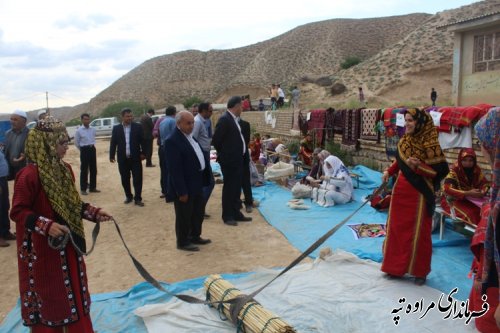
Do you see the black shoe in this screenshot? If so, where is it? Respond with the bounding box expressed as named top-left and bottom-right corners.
top-left (414, 277), bottom-right (426, 286)
top-left (146, 164), bottom-right (156, 167)
top-left (177, 244), bottom-right (200, 252)
top-left (4, 232), bottom-right (16, 240)
top-left (124, 198), bottom-right (133, 204)
top-left (135, 200), bottom-right (145, 207)
top-left (236, 216), bottom-right (252, 222)
top-left (224, 220), bottom-right (238, 226)
top-left (81, 190), bottom-right (88, 196)
top-left (191, 237), bottom-right (212, 245)
top-left (89, 189), bottom-right (101, 193)
top-left (245, 205), bottom-right (253, 213)
top-left (204, 214), bottom-right (211, 218)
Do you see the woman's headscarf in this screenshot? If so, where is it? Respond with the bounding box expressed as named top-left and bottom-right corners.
top-left (397, 108), bottom-right (449, 216)
top-left (25, 117), bottom-right (85, 249)
top-left (476, 107), bottom-right (500, 289)
top-left (323, 155), bottom-right (349, 178)
top-left (444, 148), bottom-right (488, 192)
top-left (475, 107), bottom-right (500, 217)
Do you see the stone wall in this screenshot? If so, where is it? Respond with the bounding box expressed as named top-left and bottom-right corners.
top-left (211, 110), bottom-right (493, 178)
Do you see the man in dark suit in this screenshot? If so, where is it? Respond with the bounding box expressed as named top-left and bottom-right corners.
top-left (239, 118), bottom-right (255, 213)
top-left (140, 109), bottom-right (155, 167)
top-left (165, 111), bottom-right (211, 251)
top-left (110, 108), bottom-right (145, 206)
top-left (212, 96), bottom-right (252, 226)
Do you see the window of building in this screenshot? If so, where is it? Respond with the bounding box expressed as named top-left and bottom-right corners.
top-left (473, 32), bottom-right (500, 72)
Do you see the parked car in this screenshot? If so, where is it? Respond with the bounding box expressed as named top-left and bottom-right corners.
top-left (90, 117), bottom-right (119, 136)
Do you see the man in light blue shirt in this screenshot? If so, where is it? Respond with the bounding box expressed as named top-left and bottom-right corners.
top-left (74, 113), bottom-right (99, 195)
top-left (159, 106), bottom-right (177, 200)
top-left (192, 103), bottom-right (214, 217)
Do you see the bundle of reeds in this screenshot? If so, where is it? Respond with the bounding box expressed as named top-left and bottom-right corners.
top-left (204, 274), bottom-right (296, 333)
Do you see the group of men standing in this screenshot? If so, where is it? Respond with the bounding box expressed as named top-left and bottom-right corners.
top-left (0, 98), bottom-right (257, 252)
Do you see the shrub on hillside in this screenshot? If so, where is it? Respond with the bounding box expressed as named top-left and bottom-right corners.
top-left (183, 96), bottom-right (204, 109)
top-left (340, 56), bottom-right (361, 70)
top-left (101, 101), bottom-right (152, 118)
top-left (66, 118), bottom-right (84, 127)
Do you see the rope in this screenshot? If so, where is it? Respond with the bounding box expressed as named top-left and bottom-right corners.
top-left (47, 181), bottom-right (388, 310)
top-left (235, 301), bottom-right (259, 333)
top-left (260, 317), bottom-right (280, 333)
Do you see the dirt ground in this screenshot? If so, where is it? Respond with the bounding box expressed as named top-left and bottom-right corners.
top-left (0, 138), bottom-right (305, 323)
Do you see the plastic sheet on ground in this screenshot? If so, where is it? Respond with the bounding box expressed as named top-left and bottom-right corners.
top-left (135, 251), bottom-right (476, 333)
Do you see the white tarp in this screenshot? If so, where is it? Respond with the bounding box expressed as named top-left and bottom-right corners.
top-left (135, 250), bottom-right (477, 333)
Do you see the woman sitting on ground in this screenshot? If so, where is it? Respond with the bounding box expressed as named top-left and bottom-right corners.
top-left (302, 149), bottom-right (327, 187)
top-left (298, 133), bottom-right (314, 167)
top-left (311, 155), bottom-right (353, 207)
top-left (249, 133), bottom-right (262, 164)
top-left (441, 148), bottom-right (490, 226)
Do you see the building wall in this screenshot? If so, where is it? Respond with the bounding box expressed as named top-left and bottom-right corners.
top-left (455, 25), bottom-right (500, 105)
top-left (211, 110), bottom-right (492, 178)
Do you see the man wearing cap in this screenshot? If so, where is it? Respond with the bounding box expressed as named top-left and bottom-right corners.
top-left (5, 110), bottom-right (29, 180)
top-left (75, 113), bottom-right (99, 195)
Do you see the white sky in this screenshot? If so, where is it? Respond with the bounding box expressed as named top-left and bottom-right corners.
top-left (0, 0), bottom-right (477, 114)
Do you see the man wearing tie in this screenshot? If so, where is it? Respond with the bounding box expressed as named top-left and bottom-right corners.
top-left (165, 111), bottom-right (211, 251)
top-left (212, 96), bottom-right (252, 226)
top-left (110, 108), bottom-right (145, 206)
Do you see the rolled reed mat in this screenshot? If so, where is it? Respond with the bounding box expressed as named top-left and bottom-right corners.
top-left (204, 274), bottom-right (296, 333)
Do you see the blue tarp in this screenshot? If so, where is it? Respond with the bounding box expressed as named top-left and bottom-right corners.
top-left (0, 165), bottom-right (475, 332)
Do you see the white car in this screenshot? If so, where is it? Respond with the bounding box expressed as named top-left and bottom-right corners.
top-left (90, 117), bottom-right (119, 136)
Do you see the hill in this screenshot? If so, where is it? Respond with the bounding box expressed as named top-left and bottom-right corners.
top-left (34, 0), bottom-right (500, 122)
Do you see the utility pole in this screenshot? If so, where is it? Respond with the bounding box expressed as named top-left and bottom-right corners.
top-left (46, 91), bottom-right (49, 114)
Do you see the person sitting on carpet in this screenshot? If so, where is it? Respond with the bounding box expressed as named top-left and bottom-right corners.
top-left (298, 133), bottom-right (314, 167)
top-left (311, 155), bottom-right (353, 207)
top-left (302, 148), bottom-right (324, 187)
top-left (440, 148), bottom-right (490, 226)
top-left (249, 133), bottom-right (262, 164)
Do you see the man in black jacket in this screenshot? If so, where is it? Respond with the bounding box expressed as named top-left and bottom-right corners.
top-left (212, 96), bottom-right (252, 226)
top-left (110, 108), bottom-right (145, 206)
top-left (165, 111), bottom-right (211, 251)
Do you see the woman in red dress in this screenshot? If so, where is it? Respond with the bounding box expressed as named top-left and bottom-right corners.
top-left (381, 108), bottom-right (449, 285)
top-left (441, 148), bottom-right (490, 225)
top-left (298, 133), bottom-right (314, 167)
top-left (10, 117), bottom-right (112, 332)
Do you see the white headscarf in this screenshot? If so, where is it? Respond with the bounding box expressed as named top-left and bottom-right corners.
top-left (322, 155), bottom-right (354, 199)
top-left (323, 155), bottom-right (347, 178)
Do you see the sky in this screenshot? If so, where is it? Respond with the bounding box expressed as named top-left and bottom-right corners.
top-left (0, 0), bottom-right (478, 114)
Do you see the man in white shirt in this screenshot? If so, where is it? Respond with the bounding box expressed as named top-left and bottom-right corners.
top-left (164, 111), bottom-right (211, 251)
top-left (277, 84), bottom-right (285, 109)
top-left (212, 96), bottom-right (252, 226)
top-left (74, 113), bottom-right (99, 195)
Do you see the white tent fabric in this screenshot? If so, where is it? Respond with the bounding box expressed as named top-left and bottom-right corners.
top-left (135, 250), bottom-right (477, 333)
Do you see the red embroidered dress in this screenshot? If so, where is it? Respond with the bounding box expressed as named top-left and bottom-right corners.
top-left (441, 148), bottom-right (490, 226)
top-left (381, 108), bottom-right (449, 279)
top-left (11, 164), bottom-right (99, 332)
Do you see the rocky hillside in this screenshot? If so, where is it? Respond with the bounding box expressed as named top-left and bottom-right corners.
top-left (78, 13), bottom-right (430, 118)
top-left (49, 0), bottom-right (500, 122)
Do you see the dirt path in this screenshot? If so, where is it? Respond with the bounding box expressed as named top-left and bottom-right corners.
top-left (0, 138), bottom-right (304, 323)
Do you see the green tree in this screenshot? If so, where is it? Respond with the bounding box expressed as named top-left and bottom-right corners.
top-left (340, 56), bottom-right (361, 70)
top-left (183, 96), bottom-right (204, 109)
top-left (100, 101), bottom-right (153, 118)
